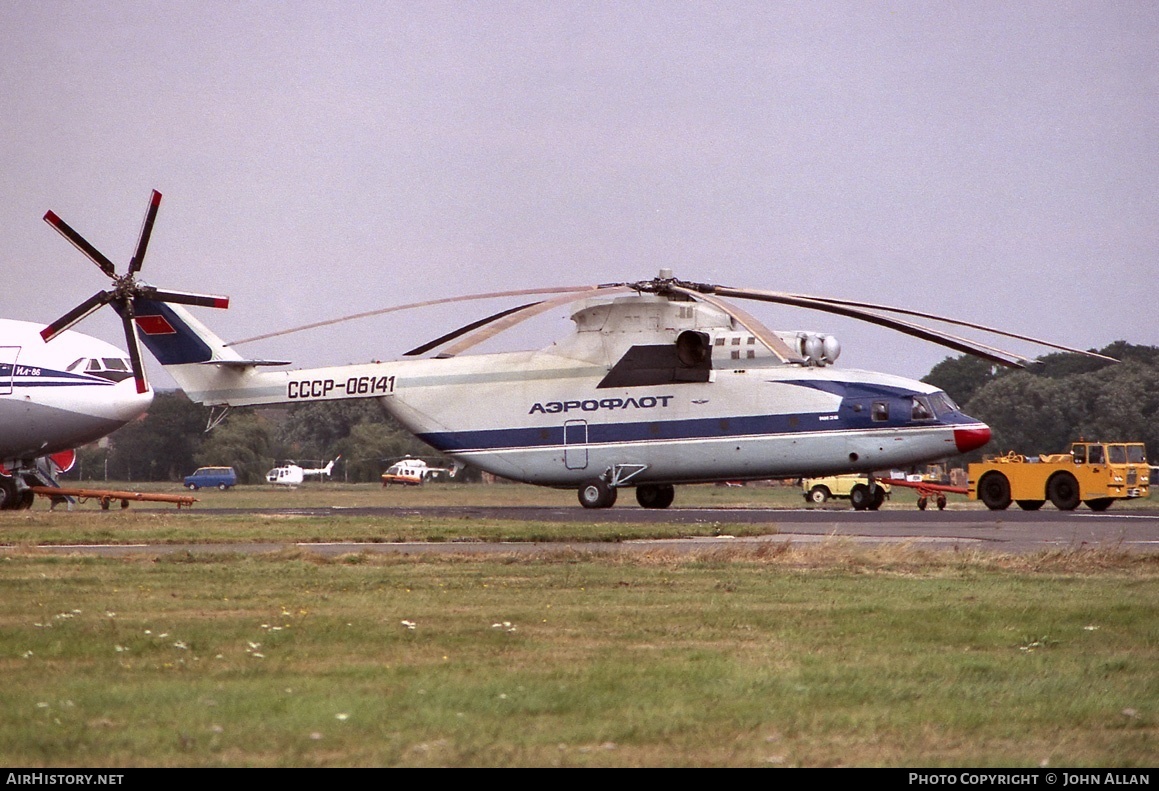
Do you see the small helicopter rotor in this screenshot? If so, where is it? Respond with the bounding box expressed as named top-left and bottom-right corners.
top-left (41, 190), bottom-right (230, 393)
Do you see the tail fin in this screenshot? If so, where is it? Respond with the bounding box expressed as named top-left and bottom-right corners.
top-left (131, 298), bottom-right (289, 405)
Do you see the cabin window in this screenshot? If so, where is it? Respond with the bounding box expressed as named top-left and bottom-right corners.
top-left (1073, 446), bottom-right (1087, 464)
top-left (1088, 445), bottom-right (1104, 464)
top-left (871, 401), bottom-right (889, 422)
top-left (1127, 446), bottom-right (1146, 463)
top-left (1108, 445), bottom-right (1127, 464)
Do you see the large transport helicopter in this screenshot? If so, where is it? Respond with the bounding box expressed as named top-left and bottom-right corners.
top-left (40, 191), bottom-right (1116, 509)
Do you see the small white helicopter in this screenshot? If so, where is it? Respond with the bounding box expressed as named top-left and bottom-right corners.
top-left (266, 457), bottom-right (340, 487)
top-left (40, 191), bottom-right (1116, 509)
top-left (381, 457), bottom-right (457, 486)
top-left (0, 319), bottom-right (152, 509)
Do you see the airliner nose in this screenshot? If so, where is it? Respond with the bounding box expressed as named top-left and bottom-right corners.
top-left (111, 380), bottom-right (154, 422)
top-left (954, 425), bottom-right (991, 453)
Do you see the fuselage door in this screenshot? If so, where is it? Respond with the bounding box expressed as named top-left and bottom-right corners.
top-left (564, 419), bottom-right (588, 470)
top-left (0, 346), bottom-right (19, 396)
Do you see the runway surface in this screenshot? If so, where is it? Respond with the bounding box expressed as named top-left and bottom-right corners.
top-left (16, 505), bottom-right (1159, 557)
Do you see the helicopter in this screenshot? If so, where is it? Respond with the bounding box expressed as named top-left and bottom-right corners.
top-left (381, 457), bottom-right (457, 486)
top-left (39, 191), bottom-right (1116, 509)
top-left (266, 456), bottom-right (340, 487)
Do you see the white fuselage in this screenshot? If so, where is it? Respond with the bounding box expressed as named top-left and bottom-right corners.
top-left (0, 320), bottom-right (153, 466)
top-left (148, 295), bottom-right (990, 487)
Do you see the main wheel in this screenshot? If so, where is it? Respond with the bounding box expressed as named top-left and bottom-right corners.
top-left (578, 479), bottom-right (617, 509)
top-left (869, 486), bottom-right (886, 511)
top-left (1047, 473), bottom-right (1081, 511)
top-left (636, 484), bottom-right (675, 509)
top-left (1016, 500), bottom-right (1044, 511)
top-left (808, 486), bottom-right (830, 504)
top-left (1084, 498), bottom-right (1113, 512)
top-left (18, 489), bottom-right (35, 510)
top-left (978, 472), bottom-right (1012, 511)
top-left (849, 484), bottom-right (871, 511)
top-left (0, 476), bottom-right (18, 511)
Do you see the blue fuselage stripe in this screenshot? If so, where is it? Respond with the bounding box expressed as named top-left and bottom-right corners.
top-left (417, 411), bottom-right (976, 453)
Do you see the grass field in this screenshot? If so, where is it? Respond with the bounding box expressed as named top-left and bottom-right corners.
top-left (1, 483), bottom-right (1155, 767)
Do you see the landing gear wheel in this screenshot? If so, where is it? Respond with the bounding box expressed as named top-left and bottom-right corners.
top-left (1048, 474), bottom-right (1081, 511)
top-left (849, 484), bottom-right (871, 511)
top-left (936, 494), bottom-right (947, 511)
top-left (917, 496), bottom-right (928, 511)
top-left (808, 486), bottom-right (830, 504)
top-left (578, 479), bottom-right (617, 509)
top-left (978, 473), bottom-right (1012, 511)
top-left (1084, 498), bottom-right (1113, 512)
top-left (0, 476), bottom-right (18, 511)
top-left (635, 484), bottom-right (675, 509)
top-left (869, 486), bottom-right (886, 511)
top-left (18, 489), bottom-right (35, 510)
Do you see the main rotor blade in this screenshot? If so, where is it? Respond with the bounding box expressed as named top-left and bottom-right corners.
top-left (667, 285), bottom-right (804, 364)
top-left (404, 301), bottom-right (542, 356)
top-left (119, 303), bottom-right (149, 394)
top-left (436, 286), bottom-right (634, 358)
top-left (43, 211), bottom-right (118, 277)
top-left (226, 285), bottom-right (614, 348)
top-left (770, 290), bottom-right (1119, 363)
top-left (128, 190), bottom-right (162, 274)
top-left (140, 287), bottom-right (230, 309)
top-left (712, 287), bottom-right (1036, 368)
top-left (40, 290), bottom-right (113, 342)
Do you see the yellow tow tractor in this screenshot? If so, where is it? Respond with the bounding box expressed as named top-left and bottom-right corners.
top-left (968, 441), bottom-right (1150, 512)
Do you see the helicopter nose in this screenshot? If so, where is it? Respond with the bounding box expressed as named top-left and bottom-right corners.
top-left (954, 425), bottom-right (991, 453)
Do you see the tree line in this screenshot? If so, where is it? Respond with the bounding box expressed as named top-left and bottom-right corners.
top-left (922, 342), bottom-right (1159, 463)
top-left (71, 396), bottom-right (458, 484)
top-left (72, 341), bottom-right (1157, 483)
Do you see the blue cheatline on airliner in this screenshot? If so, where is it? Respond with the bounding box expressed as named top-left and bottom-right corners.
top-left (39, 191), bottom-right (1116, 510)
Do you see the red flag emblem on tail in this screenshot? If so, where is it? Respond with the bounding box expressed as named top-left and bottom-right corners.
top-left (135, 315), bottom-right (176, 335)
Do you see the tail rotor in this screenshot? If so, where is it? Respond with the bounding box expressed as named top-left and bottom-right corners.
top-left (41, 190), bottom-right (231, 393)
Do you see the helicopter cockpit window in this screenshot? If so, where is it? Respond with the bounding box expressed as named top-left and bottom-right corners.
top-left (871, 401), bottom-right (890, 422)
top-left (911, 396), bottom-right (935, 421)
top-left (928, 392), bottom-right (958, 416)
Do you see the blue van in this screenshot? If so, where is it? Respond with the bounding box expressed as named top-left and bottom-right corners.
top-left (183, 467), bottom-right (238, 490)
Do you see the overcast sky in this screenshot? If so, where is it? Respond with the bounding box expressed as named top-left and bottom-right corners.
top-left (3, 1), bottom-right (1156, 385)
